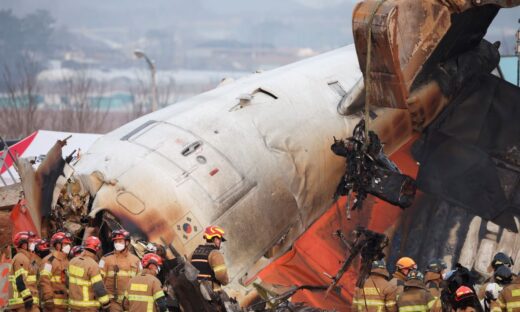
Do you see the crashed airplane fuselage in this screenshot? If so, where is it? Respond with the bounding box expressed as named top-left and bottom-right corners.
top-left (73, 45), bottom-right (418, 295)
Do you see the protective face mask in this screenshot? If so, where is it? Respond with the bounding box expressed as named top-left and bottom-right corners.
top-left (29, 243), bottom-right (36, 252)
top-left (62, 244), bottom-right (71, 254)
top-left (114, 242), bottom-right (125, 251)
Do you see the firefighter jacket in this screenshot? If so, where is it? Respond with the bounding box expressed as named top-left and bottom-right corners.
top-left (123, 268), bottom-right (168, 312)
top-left (424, 271), bottom-right (442, 298)
top-left (68, 250), bottom-right (110, 311)
top-left (8, 248), bottom-right (39, 309)
top-left (40, 250), bottom-right (69, 308)
top-left (396, 280), bottom-right (436, 312)
top-left (99, 248), bottom-right (141, 303)
top-left (190, 243), bottom-right (229, 287)
top-left (390, 271), bottom-right (407, 295)
top-left (492, 276), bottom-right (520, 312)
top-left (352, 269), bottom-right (398, 312)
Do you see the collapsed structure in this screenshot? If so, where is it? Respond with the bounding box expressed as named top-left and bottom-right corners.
top-left (2, 0), bottom-right (520, 310)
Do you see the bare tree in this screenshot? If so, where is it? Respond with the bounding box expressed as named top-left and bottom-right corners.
top-left (128, 73), bottom-right (150, 121)
top-left (0, 57), bottom-right (42, 139)
top-left (127, 72), bottom-right (175, 122)
top-left (158, 77), bottom-right (175, 108)
top-left (55, 69), bottom-right (111, 133)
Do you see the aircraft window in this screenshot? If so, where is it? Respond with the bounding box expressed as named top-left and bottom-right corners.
top-left (252, 88), bottom-right (278, 99)
top-left (120, 120), bottom-right (156, 141)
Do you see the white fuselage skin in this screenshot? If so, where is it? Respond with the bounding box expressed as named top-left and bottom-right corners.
top-left (74, 44), bottom-right (414, 294)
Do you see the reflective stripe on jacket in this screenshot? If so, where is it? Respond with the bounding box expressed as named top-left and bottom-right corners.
top-left (99, 249), bottom-right (141, 303)
top-left (68, 250), bottom-right (110, 310)
top-left (494, 276), bottom-right (520, 312)
top-left (397, 281), bottom-right (436, 312)
top-left (40, 250), bottom-right (69, 308)
top-left (352, 271), bottom-right (398, 312)
top-left (123, 269), bottom-right (165, 312)
top-left (8, 249), bottom-right (39, 309)
top-left (190, 243), bottom-right (229, 287)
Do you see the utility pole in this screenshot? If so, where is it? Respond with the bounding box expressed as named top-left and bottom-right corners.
top-left (134, 50), bottom-right (159, 112)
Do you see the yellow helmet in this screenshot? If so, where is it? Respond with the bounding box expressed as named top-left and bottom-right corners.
top-left (203, 225), bottom-right (226, 241)
top-left (396, 257), bottom-right (416, 270)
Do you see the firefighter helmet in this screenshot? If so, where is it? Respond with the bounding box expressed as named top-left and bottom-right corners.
top-left (203, 225), bottom-right (226, 242)
top-left (111, 229), bottom-right (130, 241)
top-left (426, 258), bottom-right (448, 273)
top-left (396, 257), bottom-right (416, 270)
top-left (454, 286), bottom-right (475, 302)
top-left (406, 269), bottom-right (424, 281)
top-left (35, 239), bottom-right (50, 252)
top-left (494, 265), bottom-right (513, 285)
top-left (51, 232), bottom-right (73, 246)
top-left (84, 236), bottom-right (102, 253)
top-left (371, 259), bottom-right (387, 270)
top-left (70, 245), bottom-right (84, 258)
top-left (13, 231), bottom-right (31, 248)
top-left (491, 252), bottom-right (513, 270)
top-left (142, 253), bottom-right (163, 269)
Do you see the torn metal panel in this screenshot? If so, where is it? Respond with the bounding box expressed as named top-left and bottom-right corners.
top-left (15, 139), bottom-right (69, 236)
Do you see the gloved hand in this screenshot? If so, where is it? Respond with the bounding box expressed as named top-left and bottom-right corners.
top-left (485, 282), bottom-right (502, 300)
top-left (22, 295), bottom-right (33, 309)
top-left (101, 301), bottom-right (111, 312)
top-left (44, 299), bottom-right (54, 310)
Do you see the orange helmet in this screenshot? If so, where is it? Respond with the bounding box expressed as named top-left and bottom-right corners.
top-left (111, 229), bottom-right (130, 241)
top-left (51, 232), bottom-right (73, 246)
top-left (142, 253), bottom-right (163, 268)
top-left (203, 225), bottom-right (226, 241)
top-left (13, 231), bottom-right (31, 248)
top-left (69, 245), bottom-right (84, 259)
top-left (396, 257), bottom-right (416, 270)
top-left (455, 286), bottom-right (475, 302)
top-left (84, 236), bottom-right (102, 253)
top-left (35, 239), bottom-right (50, 252)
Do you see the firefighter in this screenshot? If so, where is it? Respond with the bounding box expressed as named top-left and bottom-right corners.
top-left (391, 257), bottom-right (417, 295)
top-left (396, 269), bottom-right (436, 311)
top-left (40, 231), bottom-right (73, 311)
top-left (488, 266), bottom-right (518, 312)
top-left (27, 233), bottom-right (42, 267)
top-left (29, 236), bottom-right (47, 308)
top-left (69, 245), bottom-right (84, 260)
top-left (34, 239), bottom-right (50, 260)
top-left (352, 259), bottom-right (397, 311)
top-left (480, 252), bottom-right (514, 300)
top-left (8, 231), bottom-right (40, 311)
top-left (453, 286), bottom-right (484, 312)
top-left (123, 253), bottom-right (168, 312)
top-left (99, 229), bottom-right (141, 312)
top-left (190, 225), bottom-right (230, 291)
top-left (68, 236), bottom-right (110, 311)
top-left (424, 258), bottom-right (447, 298)
top-left (485, 266), bottom-right (513, 311)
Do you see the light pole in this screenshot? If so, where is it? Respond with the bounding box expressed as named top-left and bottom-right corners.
top-left (134, 50), bottom-right (159, 112)
top-left (515, 19), bottom-right (520, 87)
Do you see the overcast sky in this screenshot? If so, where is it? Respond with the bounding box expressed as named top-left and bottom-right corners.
top-left (2, 0), bottom-right (520, 53)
